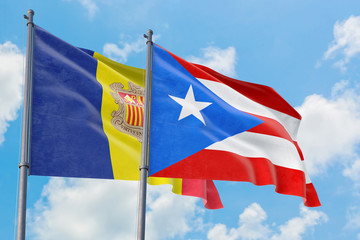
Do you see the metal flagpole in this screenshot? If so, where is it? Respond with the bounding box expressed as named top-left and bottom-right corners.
top-left (17, 9), bottom-right (34, 240)
top-left (137, 29), bottom-right (153, 240)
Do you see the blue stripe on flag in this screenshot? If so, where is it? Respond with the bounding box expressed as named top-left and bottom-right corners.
top-left (30, 26), bottom-right (114, 179)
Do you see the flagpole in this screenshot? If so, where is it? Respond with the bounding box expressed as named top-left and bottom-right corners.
top-left (17, 9), bottom-right (34, 240)
top-left (137, 29), bottom-right (153, 240)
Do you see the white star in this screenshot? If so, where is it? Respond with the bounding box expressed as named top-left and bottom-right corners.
top-left (169, 85), bottom-right (212, 125)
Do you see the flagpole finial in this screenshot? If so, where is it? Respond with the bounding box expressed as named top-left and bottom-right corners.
top-left (144, 29), bottom-right (153, 44)
top-left (25, 9), bottom-right (34, 26)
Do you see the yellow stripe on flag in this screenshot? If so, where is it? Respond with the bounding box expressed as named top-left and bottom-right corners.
top-left (93, 52), bottom-right (182, 194)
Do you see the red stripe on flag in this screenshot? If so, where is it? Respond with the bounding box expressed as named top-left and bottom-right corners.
top-left (131, 105), bottom-right (135, 125)
top-left (140, 107), bottom-right (143, 127)
top-left (158, 44), bottom-right (301, 120)
top-left (151, 149), bottom-right (320, 207)
top-left (304, 183), bottom-right (321, 207)
top-left (247, 113), bottom-right (293, 141)
top-left (182, 179), bottom-right (223, 209)
top-left (294, 141), bottom-right (304, 160)
top-left (135, 106), bottom-right (140, 126)
top-left (246, 113), bottom-right (304, 160)
top-left (126, 105), bottom-right (131, 124)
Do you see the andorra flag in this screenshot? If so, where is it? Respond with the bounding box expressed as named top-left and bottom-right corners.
top-left (148, 44), bottom-right (320, 207)
top-left (30, 25), bottom-right (222, 209)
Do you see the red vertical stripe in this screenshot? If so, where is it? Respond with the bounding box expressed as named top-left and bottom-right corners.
top-left (131, 105), bottom-right (136, 125)
top-left (140, 107), bottom-right (143, 127)
top-left (135, 106), bottom-right (140, 126)
top-left (126, 105), bottom-right (131, 124)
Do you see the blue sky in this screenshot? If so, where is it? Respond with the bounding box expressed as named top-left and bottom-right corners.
top-left (1, 0), bottom-right (360, 239)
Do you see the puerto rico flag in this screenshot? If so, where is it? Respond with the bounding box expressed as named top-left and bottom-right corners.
top-left (148, 44), bottom-right (320, 207)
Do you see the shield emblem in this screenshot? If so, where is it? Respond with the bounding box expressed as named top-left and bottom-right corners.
top-left (110, 82), bottom-right (144, 142)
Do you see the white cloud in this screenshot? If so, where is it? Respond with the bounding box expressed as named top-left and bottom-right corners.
top-left (270, 206), bottom-right (328, 240)
top-left (207, 203), bottom-right (327, 240)
top-left (297, 80), bottom-right (360, 176)
top-left (62, 0), bottom-right (98, 19)
top-left (79, 0), bottom-right (98, 19)
top-left (208, 224), bottom-right (239, 240)
top-left (146, 185), bottom-right (202, 239)
top-left (0, 41), bottom-right (24, 145)
top-left (345, 206), bottom-right (360, 230)
top-left (236, 203), bottom-right (271, 240)
top-left (28, 178), bottom-right (201, 240)
top-left (103, 37), bottom-right (146, 63)
top-left (343, 158), bottom-right (360, 184)
top-left (28, 178), bottom-right (138, 240)
top-left (208, 203), bottom-right (270, 240)
top-left (187, 46), bottom-right (237, 77)
top-left (323, 15), bottom-right (360, 71)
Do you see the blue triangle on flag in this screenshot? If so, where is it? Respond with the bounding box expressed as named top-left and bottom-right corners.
top-left (149, 45), bottom-right (264, 176)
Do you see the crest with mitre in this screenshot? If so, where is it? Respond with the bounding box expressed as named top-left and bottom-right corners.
top-left (110, 82), bottom-right (144, 142)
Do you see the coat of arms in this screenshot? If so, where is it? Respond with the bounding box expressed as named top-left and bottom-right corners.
top-left (110, 82), bottom-right (144, 142)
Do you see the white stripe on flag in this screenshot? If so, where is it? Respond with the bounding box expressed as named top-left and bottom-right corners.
top-left (198, 78), bottom-right (301, 140)
top-left (206, 131), bottom-right (311, 183)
